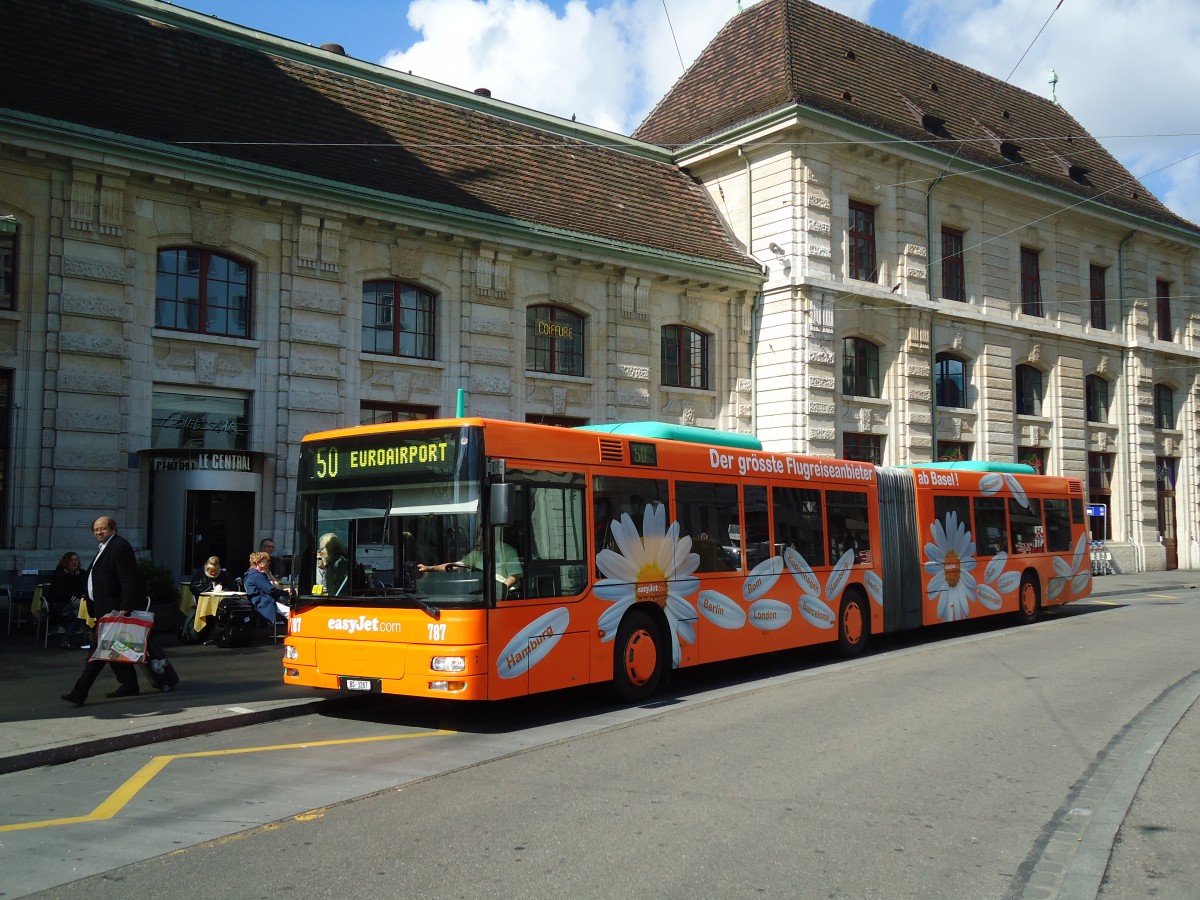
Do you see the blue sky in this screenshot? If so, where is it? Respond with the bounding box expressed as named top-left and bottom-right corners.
top-left (168, 0), bottom-right (1200, 224)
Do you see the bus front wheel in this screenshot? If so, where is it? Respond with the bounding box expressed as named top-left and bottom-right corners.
top-left (838, 590), bottom-right (869, 657)
top-left (611, 611), bottom-right (664, 702)
top-left (1014, 574), bottom-right (1041, 625)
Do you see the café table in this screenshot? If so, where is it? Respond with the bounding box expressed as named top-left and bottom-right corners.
top-left (178, 582), bottom-right (195, 616)
top-left (195, 590), bottom-right (249, 634)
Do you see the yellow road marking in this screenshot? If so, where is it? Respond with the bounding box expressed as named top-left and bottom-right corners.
top-left (0, 729), bottom-right (453, 833)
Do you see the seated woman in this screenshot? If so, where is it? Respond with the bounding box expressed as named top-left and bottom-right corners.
top-left (46, 551), bottom-right (87, 649)
top-left (244, 551), bottom-right (291, 626)
top-left (190, 555), bottom-right (235, 599)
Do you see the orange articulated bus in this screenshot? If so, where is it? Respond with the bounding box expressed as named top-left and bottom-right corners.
top-left (282, 418), bottom-right (1092, 701)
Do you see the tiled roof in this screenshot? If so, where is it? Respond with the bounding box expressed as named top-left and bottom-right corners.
top-left (0, 0), bottom-right (759, 275)
top-left (634, 0), bottom-right (1197, 234)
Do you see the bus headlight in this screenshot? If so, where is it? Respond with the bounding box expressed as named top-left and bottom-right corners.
top-left (284, 645), bottom-right (299, 660)
top-left (431, 656), bottom-right (466, 673)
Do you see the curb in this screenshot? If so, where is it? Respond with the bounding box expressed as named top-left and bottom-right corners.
top-left (0, 699), bottom-right (327, 776)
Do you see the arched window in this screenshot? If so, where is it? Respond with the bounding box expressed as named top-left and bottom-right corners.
top-left (1085, 374), bottom-right (1110, 424)
top-left (362, 280), bottom-right (436, 359)
top-left (935, 353), bottom-right (967, 408)
top-left (842, 337), bottom-right (880, 398)
top-left (1154, 383), bottom-right (1176, 430)
top-left (1015, 364), bottom-right (1043, 416)
top-left (661, 325), bottom-right (710, 389)
top-left (156, 248), bottom-right (251, 338)
top-left (527, 305), bottom-right (585, 376)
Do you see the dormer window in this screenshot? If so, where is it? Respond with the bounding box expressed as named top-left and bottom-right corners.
top-left (1068, 164), bottom-right (1091, 185)
top-left (1000, 140), bottom-right (1023, 163)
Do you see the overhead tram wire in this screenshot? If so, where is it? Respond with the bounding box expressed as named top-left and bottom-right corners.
top-left (662, 0), bottom-right (686, 74)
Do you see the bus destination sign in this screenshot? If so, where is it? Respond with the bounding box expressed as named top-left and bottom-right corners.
top-left (303, 433), bottom-right (459, 485)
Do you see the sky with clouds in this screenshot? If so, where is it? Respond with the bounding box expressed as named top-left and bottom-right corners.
top-left (175, 0), bottom-right (1200, 224)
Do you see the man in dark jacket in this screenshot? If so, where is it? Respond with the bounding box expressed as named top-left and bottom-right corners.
top-left (61, 516), bottom-right (144, 705)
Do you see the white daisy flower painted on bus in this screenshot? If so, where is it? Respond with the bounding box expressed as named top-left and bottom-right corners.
top-left (1050, 532), bottom-right (1093, 599)
top-left (977, 551), bottom-right (1019, 610)
top-left (595, 503), bottom-right (699, 667)
top-left (925, 510), bottom-right (978, 622)
top-left (979, 472), bottom-right (1030, 508)
top-left (783, 546), bottom-right (849, 630)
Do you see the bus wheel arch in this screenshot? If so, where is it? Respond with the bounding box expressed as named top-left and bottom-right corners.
top-left (1015, 571), bottom-right (1041, 625)
top-left (611, 607), bottom-right (667, 702)
top-left (838, 587), bottom-right (870, 657)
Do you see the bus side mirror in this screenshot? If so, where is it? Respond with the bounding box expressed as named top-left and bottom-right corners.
top-left (490, 483), bottom-right (515, 526)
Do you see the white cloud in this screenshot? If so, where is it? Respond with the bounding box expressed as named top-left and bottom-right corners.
top-left (382, 0), bottom-right (874, 133)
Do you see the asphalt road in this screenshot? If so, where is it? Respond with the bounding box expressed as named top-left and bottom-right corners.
top-left (6, 588), bottom-right (1199, 899)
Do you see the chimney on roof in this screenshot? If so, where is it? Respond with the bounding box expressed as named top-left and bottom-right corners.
top-left (474, 88), bottom-right (492, 97)
top-left (320, 43), bottom-right (348, 56)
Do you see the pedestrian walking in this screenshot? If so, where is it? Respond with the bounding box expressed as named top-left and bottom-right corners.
top-left (60, 516), bottom-right (144, 706)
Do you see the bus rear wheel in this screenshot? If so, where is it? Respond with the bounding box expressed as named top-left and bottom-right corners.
top-left (838, 590), bottom-right (869, 657)
top-left (611, 611), bottom-right (664, 702)
top-left (1014, 574), bottom-right (1040, 625)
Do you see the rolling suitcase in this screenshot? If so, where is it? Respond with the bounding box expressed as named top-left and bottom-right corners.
top-left (143, 638), bottom-right (181, 692)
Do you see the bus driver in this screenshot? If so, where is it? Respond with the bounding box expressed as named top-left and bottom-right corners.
top-left (418, 525), bottom-right (522, 597)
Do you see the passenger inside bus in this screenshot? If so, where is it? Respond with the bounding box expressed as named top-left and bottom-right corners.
top-left (316, 532), bottom-right (350, 595)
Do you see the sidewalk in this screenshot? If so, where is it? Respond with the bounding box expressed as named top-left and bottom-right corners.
top-left (1, 569), bottom-right (1194, 776)
top-left (0, 615), bottom-right (327, 776)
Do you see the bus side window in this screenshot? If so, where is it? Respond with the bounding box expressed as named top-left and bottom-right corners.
top-left (772, 486), bottom-right (824, 568)
top-left (593, 475), bottom-right (669, 575)
top-left (973, 496), bottom-right (1008, 557)
top-left (1009, 497), bottom-right (1043, 553)
top-left (504, 471), bottom-right (587, 598)
top-left (676, 480), bottom-right (738, 572)
top-left (827, 490), bottom-right (872, 564)
top-left (743, 485), bottom-right (770, 569)
top-left (1043, 498), bottom-right (1072, 552)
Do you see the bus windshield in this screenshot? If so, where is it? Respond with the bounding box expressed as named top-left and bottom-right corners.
top-left (294, 425), bottom-right (488, 607)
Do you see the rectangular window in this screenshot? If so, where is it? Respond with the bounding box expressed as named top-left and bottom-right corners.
top-left (974, 497), bottom-right (1008, 557)
top-left (826, 490), bottom-right (872, 565)
top-left (1009, 497), bottom-right (1044, 553)
top-left (676, 480), bottom-right (739, 572)
top-left (848, 201), bottom-right (877, 282)
top-left (1020, 247), bottom-right (1043, 316)
top-left (1089, 264), bottom-right (1107, 329)
top-left (1088, 452), bottom-right (1114, 542)
top-left (934, 496), bottom-right (971, 534)
top-left (360, 403), bottom-right (437, 426)
top-left (661, 325), bottom-right (710, 389)
top-left (507, 469), bottom-right (587, 599)
top-left (772, 486), bottom-right (825, 567)
top-left (1156, 279), bottom-right (1172, 341)
top-left (742, 484), bottom-right (770, 570)
top-left (1018, 447), bottom-right (1046, 475)
top-left (527, 306), bottom-right (585, 377)
top-left (941, 228), bottom-right (966, 302)
top-left (937, 441), bottom-right (972, 462)
top-left (0, 220), bottom-right (16, 310)
top-left (0, 370), bottom-right (11, 541)
top-left (1043, 499), bottom-right (1072, 552)
top-left (593, 475), bottom-right (669, 572)
top-left (842, 432), bottom-right (882, 464)
top-left (151, 390), bottom-right (249, 451)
